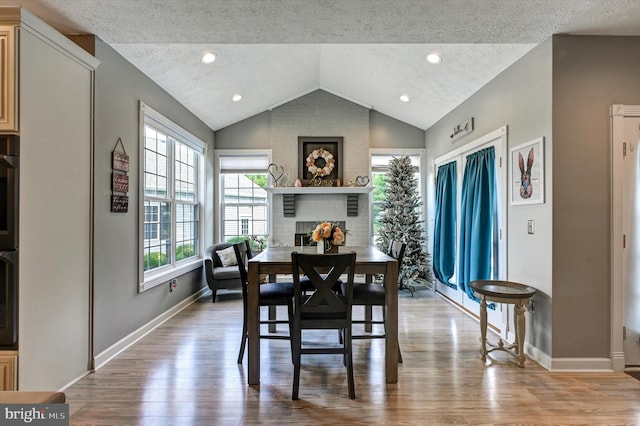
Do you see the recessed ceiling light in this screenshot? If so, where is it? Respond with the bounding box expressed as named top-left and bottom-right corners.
top-left (232, 94), bottom-right (242, 102)
top-left (399, 94), bottom-right (410, 102)
top-left (201, 52), bottom-right (216, 64)
top-left (426, 53), bottom-right (442, 64)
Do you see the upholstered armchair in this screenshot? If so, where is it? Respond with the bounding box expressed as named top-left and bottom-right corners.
top-left (204, 243), bottom-right (243, 302)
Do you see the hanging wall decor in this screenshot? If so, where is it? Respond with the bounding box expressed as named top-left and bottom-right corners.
top-left (510, 137), bottom-right (545, 205)
top-left (298, 136), bottom-right (343, 186)
top-left (111, 138), bottom-right (129, 212)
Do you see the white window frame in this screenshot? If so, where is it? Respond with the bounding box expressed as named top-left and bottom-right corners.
top-left (214, 149), bottom-right (272, 243)
top-left (369, 148), bottom-right (426, 245)
top-left (138, 102), bottom-right (207, 292)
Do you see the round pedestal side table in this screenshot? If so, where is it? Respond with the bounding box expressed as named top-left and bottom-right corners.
top-left (469, 280), bottom-right (537, 367)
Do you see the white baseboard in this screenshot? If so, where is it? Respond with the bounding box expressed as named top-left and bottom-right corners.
top-left (435, 289), bottom-right (617, 372)
top-left (93, 287), bottom-right (209, 370)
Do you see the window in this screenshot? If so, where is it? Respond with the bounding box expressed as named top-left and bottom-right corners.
top-left (216, 151), bottom-right (270, 250)
top-left (144, 204), bottom-right (159, 240)
top-left (140, 102), bottom-right (206, 292)
top-left (370, 150), bottom-right (424, 244)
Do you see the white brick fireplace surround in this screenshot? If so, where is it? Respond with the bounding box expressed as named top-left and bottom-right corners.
top-left (268, 188), bottom-right (372, 248)
top-left (266, 90), bottom-right (373, 248)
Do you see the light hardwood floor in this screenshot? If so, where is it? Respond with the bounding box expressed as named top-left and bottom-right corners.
top-left (66, 289), bottom-right (640, 425)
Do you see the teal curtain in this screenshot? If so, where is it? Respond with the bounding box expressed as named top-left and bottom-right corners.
top-left (458, 147), bottom-right (496, 302)
top-left (433, 161), bottom-right (457, 289)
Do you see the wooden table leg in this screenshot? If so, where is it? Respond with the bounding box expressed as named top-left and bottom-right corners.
top-left (515, 303), bottom-right (527, 367)
top-left (480, 296), bottom-right (488, 362)
top-left (385, 260), bottom-right (399, 384)
top-left (247, 262), bottom-right (260, 385)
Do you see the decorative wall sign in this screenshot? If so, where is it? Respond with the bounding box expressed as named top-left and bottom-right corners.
top-left (298, 136), bottom-right (343, 185)
top-left (112, 138), bottom-right (130, 172)
top-left (112, 173), bottom-right (129, 192)
top-left (111, 195), bottom-right (129, 212)
top-left (111, 138), bottom-right (129, 213)
top-left (450, 117), bottom-right (474, 142)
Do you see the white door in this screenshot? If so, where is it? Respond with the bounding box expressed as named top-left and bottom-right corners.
top-left (623, 116), bottom-right (640, 365)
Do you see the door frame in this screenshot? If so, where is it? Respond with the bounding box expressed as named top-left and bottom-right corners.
top-left (611, 104), bottom-right (640, 371)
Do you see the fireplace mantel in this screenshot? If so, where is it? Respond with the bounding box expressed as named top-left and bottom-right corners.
top-left (267, 186), bottom-right (372, 195)
top-left (268, 186), bottom-right (372, 217)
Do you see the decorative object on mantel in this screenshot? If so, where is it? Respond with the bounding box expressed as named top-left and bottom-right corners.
top-left (111, 138), bottom-right (129, 213)
top-left (309, 221), bottom-right (347, 254)
top-left (268, 163), bottom-right (285, 186)
top-left (376, 155), bottom-right (433, 294)
top-left (450, 117), bottom-right (474, 142)
top-left (298, 136), bottom-right (343, 186)
top-left (345, 179), bottom-right (356, 187)
top-left (310, 172), bottom-right (334, 187)
top-left (355, 175), bottom-right (370, 187)
top-left (294, 179), bottom-right (302, 187)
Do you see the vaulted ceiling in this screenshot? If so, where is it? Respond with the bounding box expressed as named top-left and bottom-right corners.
top-left (2, 0), bottom-right (640, 130)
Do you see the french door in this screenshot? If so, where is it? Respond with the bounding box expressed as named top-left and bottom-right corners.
top-left (433, 127), bottom-right (508, 330)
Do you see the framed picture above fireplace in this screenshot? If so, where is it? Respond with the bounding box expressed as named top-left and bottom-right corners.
top-left (298, 136), bottom-right (343, 184)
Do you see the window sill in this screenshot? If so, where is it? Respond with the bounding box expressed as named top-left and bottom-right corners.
top-left (139, 258), bottom-right (202, 293)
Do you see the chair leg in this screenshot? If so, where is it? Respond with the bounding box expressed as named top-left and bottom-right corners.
top-left (364, 305), bottom-right (373, 332)
top-left (237, 307), bottom-right (248, 364)
top-left (287, 302), bottom-right (295, 364)
top-left (292, 328), bottom-right (301, 400)
top-left (211, 289), bottom-right (217, 303)
top-left (345, 328), bottom-right (355, 399)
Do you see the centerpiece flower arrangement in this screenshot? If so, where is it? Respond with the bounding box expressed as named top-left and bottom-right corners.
top-left (309, 221), bottom-right (347, 253)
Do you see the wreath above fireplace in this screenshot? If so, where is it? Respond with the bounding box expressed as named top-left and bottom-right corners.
top-left (298, 136), bottom-right (343, 184)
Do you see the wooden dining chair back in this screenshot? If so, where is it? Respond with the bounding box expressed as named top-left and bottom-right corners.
top-left (234, 242), bottom-right (294, 365)
top-left (347, 240), bottom-right (406, 362)
top-left (290, 251), bottom-right (357, 400)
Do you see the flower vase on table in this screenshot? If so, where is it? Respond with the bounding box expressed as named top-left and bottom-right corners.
top-left (310, 221), bottom-right (346, 254)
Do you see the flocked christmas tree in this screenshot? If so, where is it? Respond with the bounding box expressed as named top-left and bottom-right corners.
top-left (375, 155), bottom-right (433, 290)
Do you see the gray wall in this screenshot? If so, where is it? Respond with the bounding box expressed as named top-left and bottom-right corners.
top-left (551, 35), bottom-right (640, 358)
top-left (426, 35), bottom-right (640, 363)
top-left (425, 38), bottom-right (554, 358)
top-left (92, 38), bottom-right (214, 355)
top-left (214, 89), bottom-right (425, 245)
top-left (215, 91), bottom-right (425, 153)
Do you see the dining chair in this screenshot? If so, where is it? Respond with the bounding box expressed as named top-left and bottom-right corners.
top-left (345, 240), bottom-right (406, 363)
top-left (234, 241), bottom-right (294, 365)
top-left (290, 251), bottom-right (357, 400)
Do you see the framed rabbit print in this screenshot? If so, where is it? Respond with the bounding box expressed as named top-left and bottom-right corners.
top-left (510, 137), bottom-right (545, 205)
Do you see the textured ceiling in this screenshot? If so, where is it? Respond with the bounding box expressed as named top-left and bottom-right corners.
top-left (2, 0), bottom-right (640, 130)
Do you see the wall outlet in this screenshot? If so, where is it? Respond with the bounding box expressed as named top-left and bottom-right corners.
top-left (169, 279), bottom-right (177, 293)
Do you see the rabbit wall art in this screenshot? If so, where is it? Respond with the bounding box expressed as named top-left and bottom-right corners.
top-left (518, 147), bottom-right (534, 199)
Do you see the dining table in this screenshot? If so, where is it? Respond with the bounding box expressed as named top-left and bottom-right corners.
top-left (246, 245), bottom-right (399, 385)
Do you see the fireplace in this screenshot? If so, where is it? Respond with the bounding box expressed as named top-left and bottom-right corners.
top-left (294, 221), bottom-right (346, 246)
top-left (267, 188), bottom-right (372, 248)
